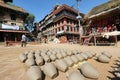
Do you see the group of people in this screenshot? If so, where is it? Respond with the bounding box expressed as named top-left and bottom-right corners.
top-left (91, 24), bottom-right (117, 34)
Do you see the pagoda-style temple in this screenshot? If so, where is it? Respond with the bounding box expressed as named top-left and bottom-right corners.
top-left (84, 0), bottom-right (120, 46)
top-left (0, 0), bottom-right (29, 42)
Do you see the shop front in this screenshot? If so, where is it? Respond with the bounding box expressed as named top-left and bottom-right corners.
top-left (56, 31), bottom-right (80, 43)
top-left (0, 29), bottom-right (29, 42)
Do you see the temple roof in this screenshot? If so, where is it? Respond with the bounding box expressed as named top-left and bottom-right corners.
top-left (85, 0), bottom-right (120, 19)
top-left (52, 4), bottom-right (78, 15)
top-left (0, 1), bottom-right (28, 14)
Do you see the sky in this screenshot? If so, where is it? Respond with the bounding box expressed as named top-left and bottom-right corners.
top-left (13, 0), bottom-right (109, 22)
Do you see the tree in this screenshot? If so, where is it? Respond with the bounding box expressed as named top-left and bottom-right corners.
top-left (24, 13), bottom-right (35, 32)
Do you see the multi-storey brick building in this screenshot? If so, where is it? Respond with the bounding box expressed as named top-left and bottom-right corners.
top-left (39, 4), bottom-right (83, 43)
top-left (0, 0), bottom-right (29, 42)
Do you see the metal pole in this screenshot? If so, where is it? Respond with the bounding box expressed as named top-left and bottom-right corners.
top-left (76, 0), bottom-right (80, 15)
top-left (76, 0), bottom-right (83, 44)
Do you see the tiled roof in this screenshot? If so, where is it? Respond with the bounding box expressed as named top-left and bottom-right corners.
top-left (0, 2), bottom-right (28, 13)
top-left (86, 0), bottom-right (120, 18)
top-left (53, 4), bottom-right (78, 15)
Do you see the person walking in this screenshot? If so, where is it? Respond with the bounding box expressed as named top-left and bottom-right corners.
top-left (21, 34), bottom-right (27, 47)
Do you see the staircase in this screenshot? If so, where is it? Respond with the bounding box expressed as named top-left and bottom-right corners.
top-left (83, 36), bottom-right (92, 45)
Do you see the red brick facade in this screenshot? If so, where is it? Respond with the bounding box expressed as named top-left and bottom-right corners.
top-left (40, 4), bottom-right (80, 43)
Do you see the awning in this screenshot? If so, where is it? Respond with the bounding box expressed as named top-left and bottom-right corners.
top-left (56, 31), bottom-right (80, 36)
top-left (0, 29), bottom-right (29, 33)
top-left (102, 31), bottom-right (120, 37)
top-left (57, 31), bottom-right (64, 35)
top-left (102, 31), bottom-right (120, 46)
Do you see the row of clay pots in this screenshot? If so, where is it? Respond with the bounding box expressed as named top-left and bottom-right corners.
top-left (27, 61), bottom-right (100, 80)
top-left (19, 49), bottom-right (97, 80)
top-left (19, 49), bottom-right (96, 68)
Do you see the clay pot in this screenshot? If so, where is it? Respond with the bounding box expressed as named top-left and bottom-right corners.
top-left (61, 51), bottom-right (67, 57)
top-left (56, 53), bottom-right (63, 59)
top-left (27, 66), bottom-right (42, 80)
top-left (64, 56), bottom-right (74, 67)
top-left (80, 53), bottom-right (88, 60)
top-left (85, 52), bottom-right (93, 59)
top-left (50, 54), bottom-right (57, 61)
top-left (68, 71), bottom-right (85, 80)
top-left (42, 63), bottom-right (58, 79)
top-left (101, 51), bottom-right (112, 58)
top-left (19, 53), bottom-right (27, 62)
top-left (35, 56), bottom-right (44, 66)
top-left (71, 55), bottom-right (79, 64)
top-left (97, 54), bottom-right (110, 63)
top-left (80, 62), bottom-right (100, 79)
top-left (41, 54), bottom-right (50, 62)
top-left (25, 58), bottom-right (35, 67)
top-left (75, 54), bottom-right (84, 62)
top-left (66, 50), bottom-right (72, 56)
top-left (54, 59), bottom-right (68, 72)
top-left (27, 52), bottom-right (34, 59)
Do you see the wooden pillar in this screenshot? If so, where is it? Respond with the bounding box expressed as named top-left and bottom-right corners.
top-left (15, 36), bottom-right (17, 42)
top-left (72, 27), bottom-right (74, 32)
top-left (72, 35), bottom-right (75, 41)
top-left (4, 36), bottom-right (6, 42)
top-left (94, 35), bottom-right (97, 46)
top-left (4, 36), bottom-right (7, 47)
top-left (115, 35), bottom-right (117, 46)
top-left (64, 26), bottom-right (66, 32)
top-left (64, 18), bottom-right (67, 25)
top-left (69, 26), bottom-right (70, 32)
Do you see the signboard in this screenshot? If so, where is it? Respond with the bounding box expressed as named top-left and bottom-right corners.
top-left (57, 30), bottom-right (64, 34)
top-left (2, 24), bottom-right (19, 30)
